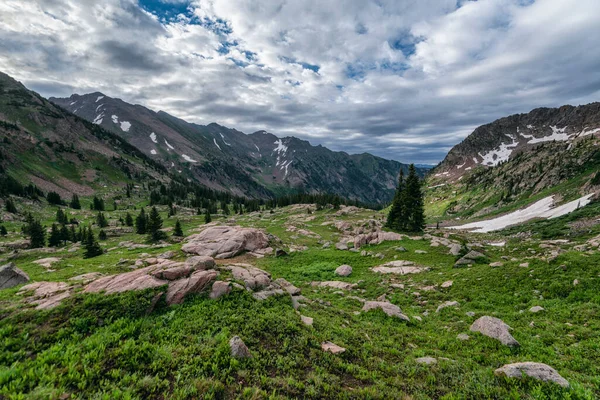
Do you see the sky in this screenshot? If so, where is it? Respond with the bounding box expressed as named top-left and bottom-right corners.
top-left (1, 0), bottom-right (600, 164)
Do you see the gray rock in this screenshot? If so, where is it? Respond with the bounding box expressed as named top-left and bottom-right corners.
top-left (416, 357), bottom-right (437, 365)
top-left (495, 362), bottom-right (569, 387)
top-left (274, 278), bottom-right (301, 295)
top-left (184, 256), bottom-right (216, 270)
top-left (335, 264), bottom-right (352, 277)
top-left (436, 300), bottom-right (459, 313)
top-left (362, 301), bottom-right (410, 321)
top-left (229, 336), bottom-right (252, 358)
top-left (300, 315), bottom-right (313, 326)
top-left (470, 316), bottom-right (520, 347)
top-left (457, 333), bottom-right (470, 341)
top-left (448, 244), bottom-right (462, 256)
top-left (529, 306), bottom-right (545, 313)
top-left (209, 281), bottom-right (231, 299)
top-left (0, 262), bottom-right (30, 289)
top-left (335, 242), bottom-right (348, 251)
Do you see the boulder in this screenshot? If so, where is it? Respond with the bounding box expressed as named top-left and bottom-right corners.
top-left (85, 266), bottom-right (168, 294)
top-left (371, 260), bottom-right (429, 275)
top-left (436, 301), bottom-right (459, 313)
top-left (448, 244), bottom-right (462, 256)
top-left (274, 278), bottom-right (301, 295)
top-left (470, 316), bottom-right (520, 347)
top-left (321, 341), bottom-right (346, 354)
top-left (184, 256), bottom-right (216, 270)
top-left (455, 250), bottom-right (487, 267)
top-left (151, 265), bottom-right (193, 281)
top-left (362, 301), bottom-right (410, 321)
top-left (165, 270), bottom-right (218, 305)
top-left (494, 362), bottom-right (569, 387)
top-left (416, 357), bottom-right (437, 365)
top-left (182, 226), bottom-right (270, 259)
top-left (225, 264), bottom-right (271, 290)
top-left (300, 315), bottom-right (313, 326)
top-left (252, 286), bottom-right (285, 301)
top-left (0, 262), bottom-right (30, 289)
top-left (335, 264), bottom-right (352, 277)
top-left (335, 242), bottom-right (348, 251)
top-left (311, 281), bottom-right (357, 290)
top-left (229, 336), bottom-right (252, 358)
top-left (18, 281), bottom-right (70, 310)
top-left (209, 280), bottom-right (231, 299)
top-left (529, 306), bottom-right (545, 313)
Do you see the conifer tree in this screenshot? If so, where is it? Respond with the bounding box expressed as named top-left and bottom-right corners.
top-left (96, 212), bottom-right (108, 228)
top-left (135, 207), bottom-right (147, 234)
top-left (386, 169), bottom-right (406, 231)
top-left (204, 209), bottom-right (212, 224)
top-left (84, 226), bottom-right (103, 258)
top-left (147, 206), bottom-right (167, 242)
top-left (59, 224), bottom-right (69, 245)
top-left (48, 224), bottom-right (62, 247)
top-left (404, 164), bottom-right (425, 232)
top-left (173, 219), bottom-right (184, 237)
top-left (70, 225), bottom-right (77, 242)
top-left (222, 202), bottom-right (230, 215)
top-left (5, 198), bottom-right (17, 214)
top-left (25, 215), bottom-right (45, 249)
top-left (92, 196), bottom-right (105, 211)
top-left (125, 212), bottom-right (134, 227)
top-left (0, 225), bottom-right (7, 236)
top-left (98, 230), bottom-right (107, 240)
top-left (77, 226), bottom-right (84, 242)
top-left (70, 193), bottom-right (81, 209)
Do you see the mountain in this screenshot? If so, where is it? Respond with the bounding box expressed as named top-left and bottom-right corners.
top-left (50, 92), bottom-right (421, 204)
top-left (426, 102), bottom-right (600, 220)
top-left (0, 72), bottom-right (166, 199)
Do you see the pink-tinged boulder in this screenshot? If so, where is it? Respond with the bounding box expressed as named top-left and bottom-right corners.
top-left (335, 265), bottom-right (352, 277)
top-left (210, 281), bottom-right (231, 299)
top-left (18, 281), bottom-right (71, 310)
top-left (185, 256), bottom-right (216, 270)
top-left (470, 316), bottom-right (520, 347)
top-left (495, 362), bottom-right (569, 387)
top-left (182, 226), bottom-right (270, 259)
top-left (225, 264), bottom-right (271, 290)
top-left (371, 260), bottom-right (429, 275)
top-left (165, 270), bottom-right (218, 305)
top-left (85, 266), bottom-right (168, 294)
top-left (321, 341), bottom-right (346, 354)
top-left (311, 281), bottom-right (357, 290)
top-left (362, 301), bottom-right (410, 321)
top-left (151, 264), bottom-right (193, 280)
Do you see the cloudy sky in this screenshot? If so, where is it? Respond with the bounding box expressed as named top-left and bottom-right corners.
top-left (1, 0), bottom-right (600, 164)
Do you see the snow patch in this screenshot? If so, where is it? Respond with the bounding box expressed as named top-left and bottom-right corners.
top-left (120, 121), bottom-right (131, 132)
top-left (273, 139), bottom-right (288, 154)
top-left (164, 139), bottom-right (174, 150)
top-left (111, 115), bottom-right (119, 124)
top-left (95, 95), bottom-right (104, 102)
top-left (580, 127), bottom-right (600, 137)
top-left (95, 104), bottom-right (103, 112)
top-left (182, 154), bottom-right (197, 163)
top-left (478, 134), bottom-right (518, 166)
top-left (150, 149), bottom-right (157, 155)
top-left (69, 101), bottom-right (76, 106)
top-left (219, 132), bottom-right (231, 146)
top-left (213, 138), bottom-right (221, 150)
top-left (428, 184), bottom-right (446, 189)
top-left (448, 193), bottom-right (594, 233)
top-left (149, 132), bottom-right (157, 143)
top-left (93, 113), bottom-right (104, 125)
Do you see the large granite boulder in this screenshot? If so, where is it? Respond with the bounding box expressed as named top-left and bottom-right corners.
top-left (0, 262), bottom-right (30, 289)
top-left (165, 270), bottom-right (218, 305)
top-left (495, 362), bottom-right (569, 387)
top-left (470, 316), bottom-right (520, 347)
top-left (182, 226), bottom-right (270, 259)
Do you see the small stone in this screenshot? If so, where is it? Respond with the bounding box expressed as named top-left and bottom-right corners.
top-left (396, 247), bottom-right (407, 252)
top-left (436, 301), bottom-right (459, 313)
top-left (519, 262), bottom-right (530, 268)
top-left (466, 311), bottom-right (476, 317)
top-left (440, 280), bottom-right (453, 288)
top-left (416, 357), bottom-right (437, 365)
top-left (321, 341), bottom-right (345, 354)
top-left (573, 279), bottom-right (579, 286)
top-left (415, 250), bottom-right (427, 254)
top-left (300, 315), bottom-right (313, 326)
top-left (457, 333), bottom-right (470, 341)
top-left (335, 264), bottom-right (352, 277)
top-left (490, 262), bottom-right (504, 267)
top-left (229, 336), bottom-right (252, 358)
top-left (529, 306), bottom-right (544, 313)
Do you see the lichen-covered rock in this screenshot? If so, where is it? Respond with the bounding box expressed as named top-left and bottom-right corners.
top-left (182, 226), bottom-right (270, 259)
top-left (470, 316), bottom-right (520, 347)
top-left (495, 362), bottom-right (569, 387)
top-left (230, 336), bottom-right (252, 358)
top-left (85, 266), bottom-right (168, 294)
top-left (0, 262), bottom-right (30, 289)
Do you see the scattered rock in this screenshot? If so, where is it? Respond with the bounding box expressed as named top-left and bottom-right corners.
top-left (457, 333), bottom-right (470, 341)
top-left (182, 226), bottom-right (271, 259)
top-left (32, 257), bottom-right (61, 269)
top-left (448, 244), bottom-right (462, 256)
top-left (519, 262), bottom-right (530, 268)
top-left (321, 341), bottom-right (346, 354)
top-left (274, 278), bottom-right (301, 295)
top-left (312, 281), bottom-right (357, 290)
top-left (436, 301), bottom-right (459, 313)
top-left (362, 301), bottom-right (410, 321)
top-left (415, 250), bottom-right (428, 254)
top-left (371, 261), bottom-right (429, 275)
top-left (18, 281), bottom-right (70, 310)
top-left (529, 306), bottom-right (545, 313)
top-left (335, 242), bottom-right (349, 251)
top-left (416, 357), bottom-right (437, 365)
top-left (0, 262), bottom-right (30, 289)
top-left (490, 262), bottom-right (504, 267)
top-left (494, 362), bottom-right (569, 387)
top-left (455, 251), bottom-right (487, 267)
top-left (157, 251), bottom-right (175, 259)
top-left (165, 270), bottom-right (218, 305)
top-left (573, 279), bottom-right (579, 286)
top-left (396, 246), bottom-right (407, 252)
top-left (466, 311), bottom-right (476, 317)
top-left (184, 256), bottom-right (216, 270)
top-left (225, 264), bottom-right (271, 290)
top-left (229, 336), bottom-right (252, 358)
top-left (335, 264), bottom-right (352, 277)
top-left (68, 272), bottom-right (103, 283)
top-left (440, 280), bottom-right (453, 288)
top-left (300, 315), bottom-right (313, 326)
top-left (210, 281), bottom-right (231, 299)
top-left (470, 316), bottom-right (520, 347)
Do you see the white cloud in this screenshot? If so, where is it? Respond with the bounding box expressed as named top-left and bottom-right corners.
top-left (1, 0), bottom-right (599, 163)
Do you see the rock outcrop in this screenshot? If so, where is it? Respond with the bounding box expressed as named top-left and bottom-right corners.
top-left (0, 262), bottom-right (30, 289)
top-left (494, 362), bottom-right (569, 387)
top-left (182, 226), bottom-right (271, 259)
top-left (371, 260), bottom-right (429, 275)
top-left (362, 301), bottom-right (410, 321)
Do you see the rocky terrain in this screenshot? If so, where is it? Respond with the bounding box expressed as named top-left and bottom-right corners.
top-left (50, 92), bottom-right (424, 204)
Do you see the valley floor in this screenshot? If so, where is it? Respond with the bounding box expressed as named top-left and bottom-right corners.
top-left (1, 204), bottom-right (599, 399)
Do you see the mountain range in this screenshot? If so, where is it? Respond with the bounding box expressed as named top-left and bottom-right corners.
top-left (49, 92), bottom-right (420, 204)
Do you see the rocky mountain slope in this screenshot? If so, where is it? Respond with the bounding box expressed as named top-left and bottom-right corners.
top-left (0, 72), bottom-right (166, 198)
top-left (426, 103), bottom-right (600, 222)
top-left (50, 92), bottom-right (421, 204)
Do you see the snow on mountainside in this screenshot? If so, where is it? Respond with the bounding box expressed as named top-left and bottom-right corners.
top-left (50, 92), bottom-right (422, 204)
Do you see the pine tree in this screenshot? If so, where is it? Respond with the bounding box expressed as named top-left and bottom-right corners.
top-left (404, 164), bottom-right (425, 232)
top-left (25, 216), bottom-right (46, 249)
top-left (222, 202), bottom-right (230, 215)
top-left (48, 224), bottom-right (62, 247)
top-left (56, 209), bottom-right (67, 224)
top-left (125, 212), bottom-right (134, 227)
top-left (0, 225), bottom-right (7, 236)
top-left (96, 212), bottom-right (108, 228)
top-left (92, 196), bottom-right (105, 211)
top-left (5, 198), bottom-right (17, 214)
top-left (98, 230), bottom-right (107, 240)
top-left (204, 209), bottom-right (212, 224)
top-left (386, 169), bottom-right (406, 231)
top-left (46, 191), bottom-right (62, 205)
top-left (77, 226), bottom-right (84, 242)
top-left (173, 219), bottom-right (184, 237)
top-left (70, 193), bottom-right (81, 209)
top-left (147, 206), bottom-right (166, 242)
top-left (84, 226), bottom-right (103, 258)
top-left (135, 208), bottom-right (147, 234)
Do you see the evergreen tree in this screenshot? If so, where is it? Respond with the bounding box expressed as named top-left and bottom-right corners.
top-left (84, 226), bottom-right (103, 258)
top-left (404, 164), bottom-right (425, 232)
top-left (135, 208), bottom-right (147, 234)
top-left (70, 193), bottom-right (81, 209)
top-left (25, 215), bottom-right (45, 248)
top-left (204, 209), bottom-right (212, 224)
top-left (69, 225), bottom-right (77, 242)
top-left (98, 230), bottom-right (107, 240)
top-left (222, 202), bottom-right (230, 215)
top-left (92, 196), bottom-right (105, 211)
top-left (96, 212), bottom-right (108, 228)
top-left (0, 225), bottom-right (7, 236)
top-left (113, 200), bottom-right (118, 211)
top-left (173, 219), bottom-right (184, 237)
top-left (48, 224), bottom-right (62, 247)
top-left (125, 212), bottom-right (134, 227)
top-left (147, 206), bottom-right (167, 242)
top-left (56, 209), bottom-right (67, 224)
top-left (47, 191), bottom-right (62, 205)
top-left (77, 226), bottom-right (84, 242)
top-left (386, 169), bottom-right (406, 231)
top-left (5, 198), bottom-right (17, 214)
